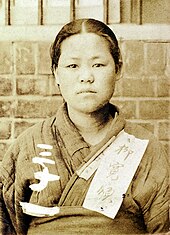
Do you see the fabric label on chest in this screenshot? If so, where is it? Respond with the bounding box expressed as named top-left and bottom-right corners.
top-left (82, 130), bottom-right (149, 219)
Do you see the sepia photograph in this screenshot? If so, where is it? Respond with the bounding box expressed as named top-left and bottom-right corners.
top-left (0, 0), bottom-right (169, 234)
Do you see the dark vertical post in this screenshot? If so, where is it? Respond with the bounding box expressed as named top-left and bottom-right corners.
top-left (7, 0), bottom-right (11, 25)
top-left (38, 0), bottom-right (43, 25)
top-left (103, 0), bottom-right (109, 24)
top-left (70, 0), bottom-right (76, 21)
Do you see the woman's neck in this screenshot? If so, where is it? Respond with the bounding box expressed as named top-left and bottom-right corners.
top-left (68, 104), bottom-right (114, 145)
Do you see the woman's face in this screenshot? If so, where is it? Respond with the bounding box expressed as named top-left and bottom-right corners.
top-left (54, 33), bottom-right (118, 114)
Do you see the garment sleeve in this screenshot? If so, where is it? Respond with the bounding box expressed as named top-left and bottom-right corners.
top-left (0, 142), bottom-right (20, 235)
top-left (0, 180), bottom-right (16, 235)
top-left (142, 144), bottom-right (169, 233)
top-left (0, 121), bottom-right (47, 235)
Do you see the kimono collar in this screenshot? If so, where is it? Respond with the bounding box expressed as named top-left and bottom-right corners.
top-left (53, 103), bottom-right (125, 157)
top-left (54, 103), bottom-right (89, 157)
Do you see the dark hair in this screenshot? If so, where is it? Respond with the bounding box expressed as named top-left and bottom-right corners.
top-left (50, 18), bottom-right (122, 74)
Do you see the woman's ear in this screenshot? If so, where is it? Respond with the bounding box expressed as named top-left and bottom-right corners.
top-left (53, 69), bottom-right (60, 86)
top-left (115, 64), bottom-right (122, 81)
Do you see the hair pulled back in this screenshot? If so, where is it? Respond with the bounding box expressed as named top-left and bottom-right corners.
top-left (50, 18), bottom-right (122, 74)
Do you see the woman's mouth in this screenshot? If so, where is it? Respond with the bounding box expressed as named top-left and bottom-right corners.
top-left (77, 90), bottom-right (96, 94)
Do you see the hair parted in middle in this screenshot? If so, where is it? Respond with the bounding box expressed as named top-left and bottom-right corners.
top-left (50, 18), bottom-right (122, 74)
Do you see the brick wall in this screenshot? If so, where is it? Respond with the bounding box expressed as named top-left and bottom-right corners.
top-left (0, 34), bottom-right (169, 161)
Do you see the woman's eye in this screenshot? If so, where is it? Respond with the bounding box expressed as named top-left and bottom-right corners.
top-left (93, 63), bottom-right (105, 68)
top-left (67, 64), bottom-right (78, 68)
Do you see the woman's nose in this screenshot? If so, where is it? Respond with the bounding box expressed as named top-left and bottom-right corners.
top-left (79, 67), bottom-right (94, 83)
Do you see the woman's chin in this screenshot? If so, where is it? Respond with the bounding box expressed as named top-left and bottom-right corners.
top-left (70, 102), bottom-right (108, 115)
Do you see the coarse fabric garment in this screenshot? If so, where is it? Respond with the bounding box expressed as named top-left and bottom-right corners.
top-left (0, 103), bottom-right (169, 235)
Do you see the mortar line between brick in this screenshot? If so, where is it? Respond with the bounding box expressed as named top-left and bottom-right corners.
top-left (0, 25), bottom-right (169, 41)
top-left (126, 119), bottom-right (169, 123)
top-left (112, 97), bottom-right (170, 101)
top-left (154, 79), bottom-right (158, 97)
top-left (154, 121), bottom-right (159, 138)
top-left (143, 42), bottom-right (147, 76)
top-left (0, 95), bottom-right (62, 100)
top-left (164, 44), bottom-right (168, 70)
top-left (34, 43), bottom-right (39, 75)
top-left (136, 100), bottom-right (140, 119)
top-left (11, 42), bottom-right (17, 141)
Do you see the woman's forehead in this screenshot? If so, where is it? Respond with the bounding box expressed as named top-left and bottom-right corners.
top-left (60, 33), bottom-right (111, 57)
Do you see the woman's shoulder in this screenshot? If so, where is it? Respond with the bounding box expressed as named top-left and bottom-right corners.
top-left (125, 120), bottom-right (169, 179)
top-left (124, 121), bottom-right (168, 166)
top-left (0, 116), bottom-right (57, 180)
top-left (2, 116), bottom-right (57, 162)
top-left (18, 116), bottom-right (56, 140)
top-left (124, 121), bottom-right (155, 141)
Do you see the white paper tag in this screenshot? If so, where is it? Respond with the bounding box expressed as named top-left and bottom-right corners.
top-left (79, 153), bottom-right (104, 180)
top-left (83, 131), bottom-right (149, 219)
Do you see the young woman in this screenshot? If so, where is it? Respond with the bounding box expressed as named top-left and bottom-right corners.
top-left (0, 19), bottom-right (169, 235)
